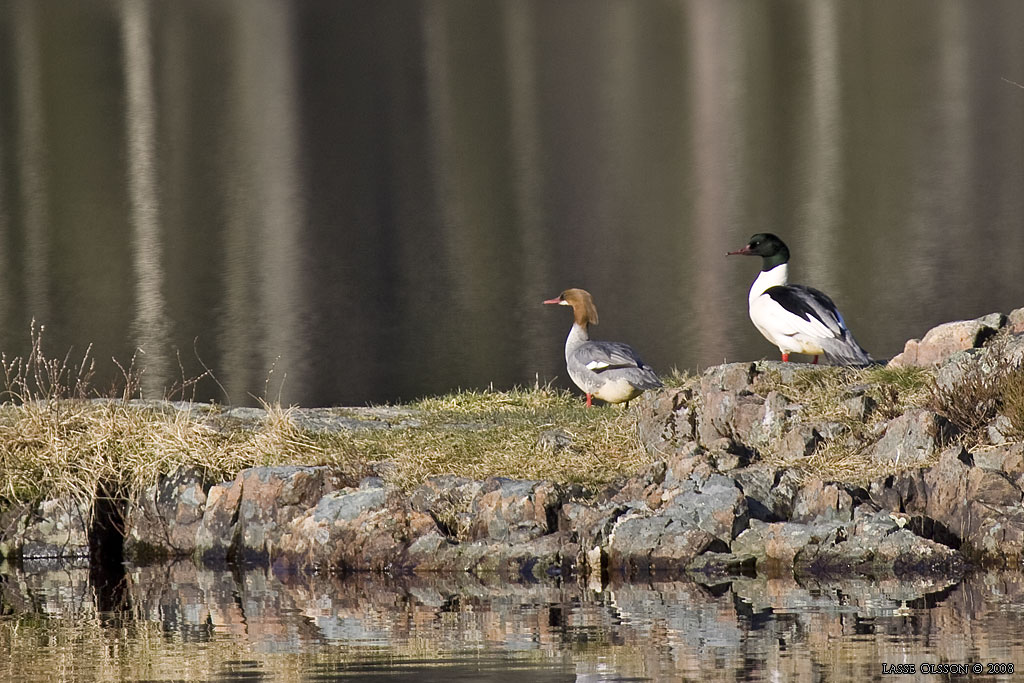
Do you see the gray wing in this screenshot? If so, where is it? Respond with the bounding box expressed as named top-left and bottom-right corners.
top-left (573, 341), bottom-right (646, 371)
top-left (572, 341), bottom-right (663, 388)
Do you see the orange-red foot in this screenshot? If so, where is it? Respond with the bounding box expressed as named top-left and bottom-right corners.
top-left (812, 356), bottom-right (819, 365)
top-left (586, 393), bottom-right (593, 407)
top-left (781, 353), bottom-right (790, 362)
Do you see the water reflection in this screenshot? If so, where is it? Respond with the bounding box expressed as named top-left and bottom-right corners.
top-left (9, 0), bottom-right (50, 327)
top-left (2, 559), bottom-right (1024, 681)
top-left (0, 1), bottom-right (1023, 406)
top-left (121, 0), bottom-right (171, 397)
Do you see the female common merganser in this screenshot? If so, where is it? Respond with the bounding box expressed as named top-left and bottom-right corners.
top-left (727, 233), bottom-right (871, 366)
top-left (544, 288), bottom-right (662, 406)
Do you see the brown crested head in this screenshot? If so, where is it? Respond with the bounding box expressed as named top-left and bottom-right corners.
top-left (543, 287), bottom-right (599, 326)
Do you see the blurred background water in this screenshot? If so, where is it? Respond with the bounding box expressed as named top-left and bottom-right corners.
top-left (1, 0), bottom-right (1022, 407)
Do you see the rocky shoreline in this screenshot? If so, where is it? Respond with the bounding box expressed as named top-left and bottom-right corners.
top-left (2, 309), bottom-right (1024, 581)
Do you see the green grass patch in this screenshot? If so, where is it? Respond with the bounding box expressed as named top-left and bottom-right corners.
top-left (752, 363), bottom-right (938, 485)
top-left (317, 387), bottom-right (651, 491)
top-left (756, 364), bottom-right (932, 428)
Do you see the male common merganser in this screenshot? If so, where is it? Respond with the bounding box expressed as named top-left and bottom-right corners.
top-left (543, 288), bottom-right (662, 406)
top-left (727, 233), bottom-right (871, 366)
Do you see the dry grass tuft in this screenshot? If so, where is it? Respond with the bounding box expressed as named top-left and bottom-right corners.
top-left (662, 367), bottom-right (699, 389)
top-left (0, 399), bottom-right (327, 517)
top-left (0, 329), bottom-right (655, 515)
top-left (926, 366), bottom-right (1001, 442)
top-left (757, 364), bottom-right (932, 428)
top-left (1002, 364), bottom-right (1024, 438)
top-left (925, 349), bottom-right (1024, 444)
top-left (0, 327), bottom-right (333, 518)
top-left (790, 438), bottom-right (930, 488)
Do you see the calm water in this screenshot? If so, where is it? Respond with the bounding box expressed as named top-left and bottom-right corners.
top-left (2, 560), bottom-right (1024, 682)
top-left (1, 0), bottom-right (1024, 408)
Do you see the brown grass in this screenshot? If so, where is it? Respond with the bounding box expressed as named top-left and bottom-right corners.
top-left (0, 326), bottom-right (330, 515)
top-left (1002, 365), bottom-right (1024, 438)
top-left (0, 329), bottom-right (654, 516)
top-left (0, 390), bottom-right (652, 513)
top-left (0, 399), bottom-right (324, 514)
top-left (925, 350), bottom-right (1024, 445)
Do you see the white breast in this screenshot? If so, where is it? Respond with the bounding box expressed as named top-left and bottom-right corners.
top-left (747, 264), bottom-right (831, 355)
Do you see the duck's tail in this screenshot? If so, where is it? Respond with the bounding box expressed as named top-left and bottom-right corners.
top-left (632, 364), bottom-right (664, 389)
top-left (819, 332), bottom-right (873, 367)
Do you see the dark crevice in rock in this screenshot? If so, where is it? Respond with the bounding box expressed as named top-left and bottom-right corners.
top-left (545, 503), bottom-right (560, 537)
top-left (705, 538), bottom-right (730, 554)
top-left (89, 479), bottom-right (128, 612)
top-left (846, 486), bottom-right (871, 506)
top-left (743, 496), bottom-right (779, 523)
top-left (907, 516), bottom-right (962, 551)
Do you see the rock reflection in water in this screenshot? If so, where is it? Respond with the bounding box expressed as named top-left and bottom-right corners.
top-left (3, 561), bottom-right (1024, 681)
